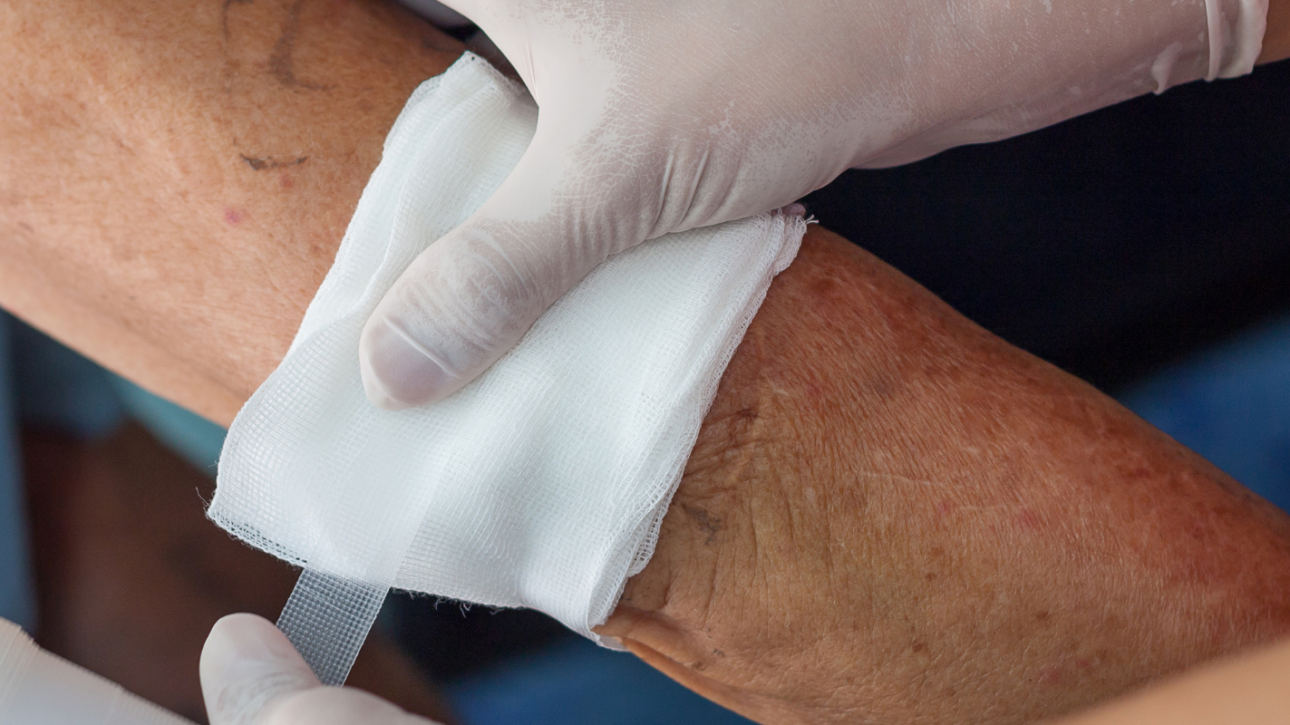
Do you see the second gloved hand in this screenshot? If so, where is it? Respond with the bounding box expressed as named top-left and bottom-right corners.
top-left (360, 0), bottom-right (1263, 408)
top-left (200, 615), bottom-right (439, 725)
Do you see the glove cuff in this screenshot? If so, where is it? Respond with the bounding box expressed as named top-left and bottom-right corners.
top-left (1206, 0), bottom-right (1269, 78)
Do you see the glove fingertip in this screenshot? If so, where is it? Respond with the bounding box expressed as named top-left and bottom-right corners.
top-left (360, 316), bottom-right (458, 410)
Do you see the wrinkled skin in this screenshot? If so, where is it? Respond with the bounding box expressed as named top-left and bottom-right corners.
top-left (597, 228), bottom-right (1290, 724)
top-left (4, 1), bottom-right (1290, 724)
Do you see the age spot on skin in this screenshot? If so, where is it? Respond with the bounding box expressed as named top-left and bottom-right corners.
top-left (683, 504), bottom-right (724, 545)
top-left (280, 173), bottom-right (295, 189)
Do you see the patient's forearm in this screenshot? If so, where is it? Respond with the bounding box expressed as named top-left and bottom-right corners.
top-left (5, 3), bottom-right (1290, 725)
top-left (600, 227), bottom-right (1290, 723)
top-left (0, 0), bottom-right (462, 424)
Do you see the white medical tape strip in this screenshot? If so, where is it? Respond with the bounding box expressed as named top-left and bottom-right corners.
top-left (211, 52), bottom-right (805, 685)
top-left (276, 571), bottom-right (386, 686)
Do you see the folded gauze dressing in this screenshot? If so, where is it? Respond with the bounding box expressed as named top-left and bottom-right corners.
top-left (210, 53), bottom-right (806, 684)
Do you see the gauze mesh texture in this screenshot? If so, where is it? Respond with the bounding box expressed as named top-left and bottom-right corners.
top-left (210, 53), bottom-right (805, 641)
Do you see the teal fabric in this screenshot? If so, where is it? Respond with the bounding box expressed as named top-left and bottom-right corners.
top-left (11, 319), bottom-right (123, 440)
top-left (109, 375), bottom-right (226, 477)
top-left (0, 314), bottom-right (35, 630)
top-left (448, 636), bottom-right (754, 725)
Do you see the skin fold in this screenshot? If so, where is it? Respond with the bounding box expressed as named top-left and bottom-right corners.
top-left (3, 0), bottom-right (1290, 723)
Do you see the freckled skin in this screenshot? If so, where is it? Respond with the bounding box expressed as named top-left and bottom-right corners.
top-left (4, 4), bottom-right (1290, 724)
top-left (0, 0), bottom-right (463, 423)
top-left (600, 230), bottom-right (1290, 724)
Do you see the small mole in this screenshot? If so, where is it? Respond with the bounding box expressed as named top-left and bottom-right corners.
top-left (279, 173), bottom-right (295, 189)
top-left (224, 208), bottom-right (244, 225)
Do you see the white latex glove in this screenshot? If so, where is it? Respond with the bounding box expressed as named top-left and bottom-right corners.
top-left (200, 615), bottom-right (439, 725)
top-left (360, 0), bottom-right (1266, 408)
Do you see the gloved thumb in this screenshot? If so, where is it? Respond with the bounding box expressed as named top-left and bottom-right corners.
top-left (201, 614), bottom-right (320, 724)
top-left (201, 614), bottom-right (435, 725)
top-left (360, 125), bottom-right (635, 408)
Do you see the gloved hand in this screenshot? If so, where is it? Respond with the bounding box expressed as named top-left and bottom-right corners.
top-left (200, 614), bottom-right (440, 725)
top-left (359, 0), bottom-right (1266, 409)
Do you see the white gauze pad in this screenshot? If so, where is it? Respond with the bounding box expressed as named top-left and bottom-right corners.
top-left (210, 54), bottom-right (805, 684)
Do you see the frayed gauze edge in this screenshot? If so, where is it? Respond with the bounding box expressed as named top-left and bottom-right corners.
top-left (209, 53), bottom-right (805, 675)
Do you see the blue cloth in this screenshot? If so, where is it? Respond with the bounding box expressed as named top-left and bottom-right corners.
top-left (0, 314), bottom-right (35, 630)
top-left (1118, 314), bottom-right (1290, 514)
top-left (108, 375), bottom-right (225, 476)
top-left (10, 319), bottom-right (123, 440)
top-left (447, 636), bottom-right (754, 725)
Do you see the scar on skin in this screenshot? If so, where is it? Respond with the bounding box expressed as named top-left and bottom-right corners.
top-left (269, 0), bottom-right (333, 90)
top-left (240, 154), bottom-right (308, 170)
top-left (683, 504), bottom-right (724, 545)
